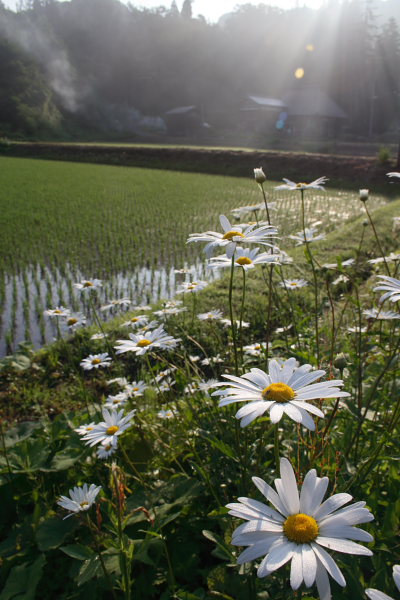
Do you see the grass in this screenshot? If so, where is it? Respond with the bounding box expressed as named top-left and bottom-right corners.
top-left (1, 160), bottom-right (400, 599)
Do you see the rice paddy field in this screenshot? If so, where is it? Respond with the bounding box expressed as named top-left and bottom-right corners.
top-left (0, 156), bottom-right (388, 356)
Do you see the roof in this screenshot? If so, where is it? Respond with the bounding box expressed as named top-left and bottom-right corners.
top-left (242, 95), bottom-right (287, 110)
top-left (283, 89), bottom-right (348, 119)
top-left (165, 105), bottom-right (198, 115)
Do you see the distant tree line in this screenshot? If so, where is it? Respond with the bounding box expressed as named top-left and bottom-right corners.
top-left (0, 0), bottom-right (399, 140)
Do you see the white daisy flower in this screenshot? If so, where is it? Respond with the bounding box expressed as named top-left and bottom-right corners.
top-left (387, 172), bottom-right (400, 179)
top-left (135, 320), bottom-right (159, 334)
top-left (80, 353), bottom-right (112, 370)
top-left (158, 377), bottom-right (175, 392)
top-left (231, 202), bottom-right (277, 219)
top-left (275, 176), bottom-right (328, 191)
top-left (212, 357), bottom-right (349, 430)
top-left (197, 310), bottom-right (224, 321)
top-left (289, 228), bottom-right (326, 245)
top-left (227, 457), bottom-right (373, 600)
top-left (366, 565), bottom-right (400, 600)
top-left (177, 280), bottom-right (208, 294)
top-left (104, 392), bottom-right (129, 409)
top-left (322, 258), bottom-right (355, 269)
top-left (44, 306), bottom-right (70, 317)
top-left (74, 279), bottom-right (102, 291)
top-left (90, 333), bottom-right (108, 340)
top-left (58, 483), bottom-right (101, 519)
top-left (130, 304), bottom-right (152, 311)
top-left (243, 342), bottom-right (267, 356)
top-left (189, 354), bottom-right (201, 362)
top-left (165, 300), bottom-right (184, 308)
top-left (97, 438), bottom-right (118, 459)
top-left (373, 275), bottom-right (400, 303)
top-left (359, 189), bottom-right (369, 201)
top-left (154, 307), bottom-right (187, 317)
top-left (121, 315), bottom-right (149, 328)
top-left (363, 308), bottom-right (400, 320)
top-left (81, 407), bottom-right (136, 447)
top-left (209, 247), bottom-right (281, 271)
top-left (279, 279), bottom-right (309, 290)
top-left (124, 380), bottom-right (148, 397)
top-left (74, 422), bottom-right (96, 436)
top-left (347, 326), bottom-right (367, 333)
top-left (220, 318), bottom-right (250, 328)
top-left (155, 367), bottom-right (177, 382)
top-left (107, 377), bottom-right (129, 387)
top-left (187, 215), bottom-right (277, 259)
top-left (368, 253), bottom-right (400, 265)
top-left (114, 326), bottom-right (179, 356)
top-left (66, 314), bottom-right (86, 329)
top-left (100, 298), bottom-right (131, 311)
top-left (174, 267), bottom-right (192, 274)
top-left (201, 355), bottom-right (224, 366)
top-left (158, 408), bottom-right (175, 419)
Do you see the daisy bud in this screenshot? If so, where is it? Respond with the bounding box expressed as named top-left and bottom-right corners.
top-left (254, 167), bottom-right (266, 184)
top-left (334, 353), bottom-right (348, 371)
top-left (359, 189), bottom-right (369, 202)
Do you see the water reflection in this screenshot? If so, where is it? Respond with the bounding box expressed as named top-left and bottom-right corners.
top-left (0, 261), bottom-right (218, 356)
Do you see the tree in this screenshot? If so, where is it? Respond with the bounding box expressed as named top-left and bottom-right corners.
top-left (181, 0), bottom-right (192, 20)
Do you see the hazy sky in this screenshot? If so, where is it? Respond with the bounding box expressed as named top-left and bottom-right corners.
top-left (2, 0), bottom-right (326, 22)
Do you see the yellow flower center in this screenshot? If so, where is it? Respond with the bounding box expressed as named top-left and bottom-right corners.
top-left (296, 182), bottom-right (307, 188)
top-left (91, 358), bottom-right (101, 365)
top-left (106, 425), bottom-right (119, 435)
top-left (283, 513), bottom-right (319, 543)
top-left (112, 399), bottom-right (120, 404)
top-left (68, 318), bottom-right (78, 325)
top-left (54, 309), bottom-right (62, 314)
top-left (236, 257), bottom-right (253, 266)
top-left (137, 339), bottom-right (151, 347)
top-left (187, 285), bottom-right (196, 290)
top-left (133, 387), bottom-right (139, 391)
top-left (131, 317), bottom-right (139, 322)
top-left (262, 382), bottom-right (295, 402)
top-left (83, 281), bottom-right (93, 287)
top-left (105, 444), bottom-right (112, 451)
top-left (290, 282), bottom-right (298, 286)
top-left (255, 344), bottom-right (261, 350)
top-left (86, 427), bottom-right (93, 431)
top-left (222, 230), bottom-right (245, 240)
top-left (80, 501), bottom-right (89, 508)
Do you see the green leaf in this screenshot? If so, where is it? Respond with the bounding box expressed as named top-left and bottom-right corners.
top-left (76, 555), bottom-right (102, 586)
top-left (3, 422), bottom-right (41, 449)
top-left (202, 530), bottom-right (234, 561)
top-left (36, 516), bottom-right (77, 551)
top-left (1, 554), bottom-right (46, 600)
top-left (60, 544), bottom-right (95, 561)
top-left (200, 435), bottom-right (238, 461)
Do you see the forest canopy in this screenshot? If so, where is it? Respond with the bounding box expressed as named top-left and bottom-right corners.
top-left (0, 0), bottom-right (399, 140)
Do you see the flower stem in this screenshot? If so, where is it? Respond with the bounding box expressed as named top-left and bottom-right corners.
top-left (229, 255), bottom-right (239, 375)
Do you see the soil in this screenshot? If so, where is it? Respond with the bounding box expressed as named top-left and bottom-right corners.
top-left (0, 141), bottom-right (397, 188)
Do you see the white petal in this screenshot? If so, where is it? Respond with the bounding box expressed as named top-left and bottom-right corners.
top-left (269, 403), bottom-right (284, 423)
top-left (296, 407), bottom-right (317, 430)
top-left (299, 469), bottom-right (317, 514)
top-left (315, 556), bottom-right (332, 600)
top-left (219, 214), bottom-right (231, 231)
top-left (236, 497), bottom-right (284, 522)
top-left (307, 476), bottom-right (329, 514)
top-left (237, 538), bottom-right (277, 563)
top-left (312, 543), bottom-right (346, 586)
top-left (316, 536), bottom-right (373, 556)
top-left (266, 540), bottom-right (297, 571)
top-left (290, 548), bottom-right (303, 589)
top-left (252, 476), bottom-right (288, 516)
top-left (282, 402), bottom-right (304, 423)
top-left (393, 565), bottom-right (400, 591)
top-left (318, 524), bottom-right (373, 542)
top-left (314, 493), bottom-right (353, 520)
top-left (279, 458), bottom-right (300, 513)
top-left (292, 400), bottom-right (325, 418)
top-left (302, 544), bottom-right (317, 587)
top-left (365, 589), bottom-right (395, 600)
